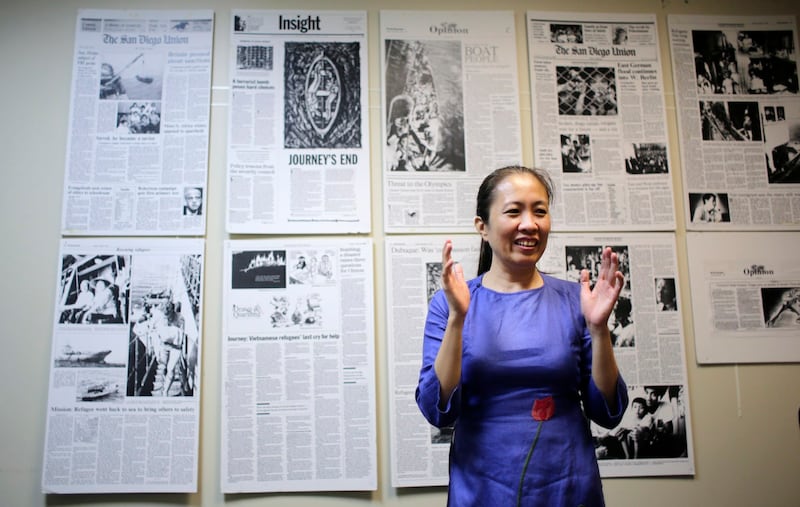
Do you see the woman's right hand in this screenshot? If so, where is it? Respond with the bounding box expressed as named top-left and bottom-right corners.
top-left (441, 240), bottom-right (470, 318)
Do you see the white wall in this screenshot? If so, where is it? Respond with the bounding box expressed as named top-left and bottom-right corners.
top-left (1, 0), bottom-right (798, 505)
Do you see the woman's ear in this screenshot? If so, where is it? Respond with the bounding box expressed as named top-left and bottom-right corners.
top-left (474, 216), bottom-right (486, 237)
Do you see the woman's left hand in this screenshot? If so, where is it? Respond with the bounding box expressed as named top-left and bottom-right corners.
top-left (580, 247), bottom-right (625, 329)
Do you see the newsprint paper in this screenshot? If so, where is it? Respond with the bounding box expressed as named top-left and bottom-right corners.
top-left (61, 10), bottom-right (214, 236)
top-left (226, 11), bottom-right (371, 234)
top-left (668, 15), bottom-right (800, 230)
top-left (42, 238), bottom-right (205, 493)
top-left (381, 11), bottom-right (523, 233)
top-left (687, 232), bottom-right (800, 363)
top-left (527, 12), bottom-right (676, 231)
top-left (221, 239), bottom-right (377, 492)
top-left (386, 233), bottom-right (694, 487)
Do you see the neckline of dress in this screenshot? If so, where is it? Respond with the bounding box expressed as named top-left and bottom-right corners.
top-left (477, 273), bottom-right (547, 295)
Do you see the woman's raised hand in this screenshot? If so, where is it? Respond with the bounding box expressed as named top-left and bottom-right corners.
top-left (441, 240), bottom-right (470, 318)
top-left (580, 247), bottom-right (624, 329)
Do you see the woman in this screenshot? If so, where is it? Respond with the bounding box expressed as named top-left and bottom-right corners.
top-left (416, 166), bottom-right (628, 506)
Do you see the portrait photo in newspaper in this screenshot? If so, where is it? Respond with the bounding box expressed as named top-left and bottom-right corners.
top-left (384, 39), bottom-right (465, 172)
top-left (284, 42), bottom-right (362, 149)
top-left (688, 192), bottom-right (731, 223)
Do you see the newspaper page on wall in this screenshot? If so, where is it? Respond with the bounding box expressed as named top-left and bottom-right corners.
top-left (61, 10), bottom-right (214, 236)
top-left (687, 232), bottom-right (800, 363)
top-left (668, 15), bottom-right (800, 230)
top-left (380, 11), bottom-right (523, 233)
top-left (226, 11), bottom-right (370, 234)
top-left (221, 239), bottom-right (376, 492)
top-left (41, 238), bottom-right (205, 493)
top-left (386, 233), bottom-right (693, 487)
top-left (527, 12), bottom-right (676, 231)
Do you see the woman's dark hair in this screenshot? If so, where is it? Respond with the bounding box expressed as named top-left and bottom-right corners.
top-left (475, 166), bottom-right (554, 276)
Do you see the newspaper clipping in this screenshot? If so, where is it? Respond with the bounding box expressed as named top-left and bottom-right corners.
top-left (668, 15), bottom-right (800, 230)
top-left (226, 11), bottom-right (371, 234)
top-left (527, 12), bottom-right (676, 231)
top-left (221, 239), bottom-right (377, 492)
top-left (381, 11), bottom-right (523, 232)
top-left (41, 238), bottom-right (205, 493)
top-left (687, 232), bottom-right (800, 363)
top-left (61, 10), bottom-right (214, 236)
top-left (386, 233), bottom-right (693, 487)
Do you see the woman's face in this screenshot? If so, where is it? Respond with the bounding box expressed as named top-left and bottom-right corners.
top-left (475, 172), bottom-right (551, 274)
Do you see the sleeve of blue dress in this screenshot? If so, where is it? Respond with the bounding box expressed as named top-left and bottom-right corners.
top-left (415, 289), bottom-right (461, 428)
top-left (578, 321), bottom-right (629, 429)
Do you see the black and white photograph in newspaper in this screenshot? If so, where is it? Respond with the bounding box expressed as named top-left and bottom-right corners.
top-left (624, 143), bottom-right (669, 174)
top-left (560, 134), bottom-right (592, 173)
top-left (99, 52), bottom-right (163, 101)
top-left (58, 254), bottom-right (130, 325)
top-left (762, 286), bottom-right (800, 328)
top-left (384, 39), bottom-right (465, 172)
top-left (593, 385), bottom-right (689, 461)
top-left (231, 250), bottom-right (287, 289)
top-left (284, 42), bottom-right (362, 149)
top-left (550, 23), bottom-right (583, 43)
top-left (236, 44), bottom-right (273, 71)
top-left (655, 277), bottom-right (678, 311)
top-left (688, 192), bottom-right (731, 223)
top-left (127, 254), bottom-right (202, 397)
top-left (765, 120), bottom-right (800, 183)
top-left (113, 101), bottom-right (161, 134)
top-left (556, 66), bottom-right (618, 116)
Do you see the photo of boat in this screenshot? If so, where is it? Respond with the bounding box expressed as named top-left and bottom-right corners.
top-left (80, 382), bottom-right (119, 401)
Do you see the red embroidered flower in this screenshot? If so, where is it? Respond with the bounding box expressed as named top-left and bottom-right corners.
top-left (531, 396), bottom-right (555, 421)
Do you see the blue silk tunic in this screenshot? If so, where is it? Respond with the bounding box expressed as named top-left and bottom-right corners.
top-left (416, 274), bottom-right (627, 506)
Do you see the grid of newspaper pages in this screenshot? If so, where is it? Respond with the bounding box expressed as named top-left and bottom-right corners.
top-left (668, 15), bottom-right (800, 230)
top-left (221, 239), bottom-right (377, 492)
top-left (380, 10), bottom-right (524, 233)
top-left (42, 10), bottom-right (211, 494)
top-left (226, 10), bottom-right (371, 234)
top-left (385, 10), bottom-right (695, 487)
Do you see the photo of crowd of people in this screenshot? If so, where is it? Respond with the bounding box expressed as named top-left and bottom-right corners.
top-left (624, 142), bottom-right (669, 174)
top-left (384, 39), bottom-right (465, 171)
top-left (556, 66), bottom-right (618, 116)
top-left (115, 101), bottom-right (161, 134)
top-left (692, 29), bottom-right (798, 96)
top-left (594, 385), bottom-right (689, 460)
top-left (550, 23), bottom-right (583, 43)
